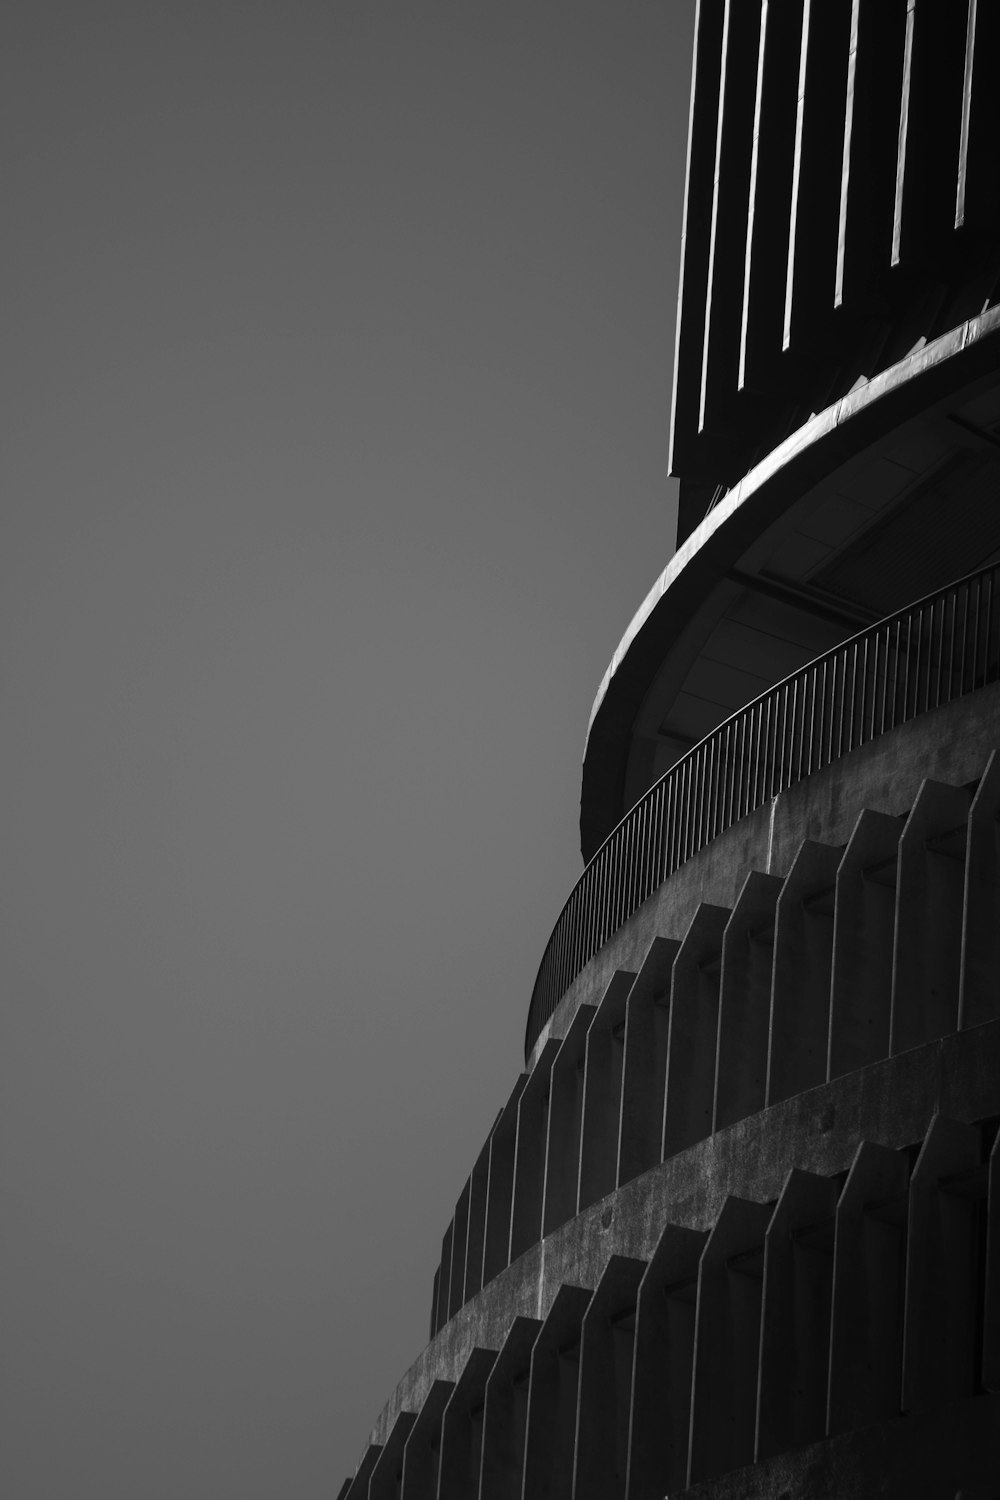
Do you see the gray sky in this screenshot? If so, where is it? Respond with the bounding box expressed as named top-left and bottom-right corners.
top-left (2, 4), bottom-right (692, 1495)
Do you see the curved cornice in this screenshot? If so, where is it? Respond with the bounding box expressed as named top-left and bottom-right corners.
top-left (581, 305), bottom-right (1000, 860)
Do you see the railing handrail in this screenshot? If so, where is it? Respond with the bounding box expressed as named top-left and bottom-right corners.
top-left (525, 560), bottom-right (1000, 1058)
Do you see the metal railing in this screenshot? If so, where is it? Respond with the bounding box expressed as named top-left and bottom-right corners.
top-left (525, 561), bottom-right (1000, 1057)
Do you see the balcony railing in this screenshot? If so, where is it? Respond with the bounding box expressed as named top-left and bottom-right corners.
top-left (525, 561), bottom-right (1000, 1057)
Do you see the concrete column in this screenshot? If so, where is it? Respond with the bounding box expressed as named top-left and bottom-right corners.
top-left (902, 1113), bottom-right (982, 1413)
top-left (448, 1180), bottom-right (471, 1322)
top-left (369, 1413), bottom-right (417, 1500)
top-left (625, 1223), bottom-right (707, 1500)
top-left (687, 1195), bottom-right (773, 1486)
top-left (827, 1138), bottom-right (910, 1436)
top-left (891, 779), bottom-right (970, 1054)
top-left (578, 972), bottom-right (635, 1215)
top-left (522, 1285), bottom-right (593, 1500)
top-left (571, 1256), bottom-right (646, 1500)
top-left (337, 1479), bottom-right (352, 1500)
top-left (436, 1348), bottom-right (497, 1500)
top-left (828, 809), bottom-right (901, 1078)
top-left (755, 1168), bottom-right (840, 1461)
top-left (344, 1445), bottom-right (382, 1500)
top-left (714, 872), bottom-right (782, 1132)
top-left (766, 840), bottom-right (842, 1106)
top-left (960, 749), bottom-right (1000, 1029)
top-left (465, 1123), bottom-right (499, 1306)
top-left (509, 1041), bottom-right (560, 1264)
top-left (479, 1317), bottom-right (542, 1500)
top-left (542, 1006), bottom-right (596, 1237)
top-left (482, 1075), bottom-right (528, 1287)
top-left (662, 904), bottom-right (730, 1160)
top-left (400, 1380), bottom-right (454, 1500)
top-left (616, 938), bottom-right (679, 1188)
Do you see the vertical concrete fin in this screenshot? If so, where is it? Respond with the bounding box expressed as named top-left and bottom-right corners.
top-left (687, 1195), bottom-right (774, 1485)
top-left (715, 871), bottom-right (782, 1132)
top-left (479, 1318), bottom-right (542, 1500)
top-left (983, 1127), bottom-right (1000, 1394)
top-left (368, 1413), bottom-right (417, 1500)
top-left (766, 840), bottom-right (842, 1106)
top-left (400, 1380), bottom-right (455, 1500)
top-left (578, 970), bottom-right (636, 1216)
top-left (542, 1006), bottom-right (597, 1238)
top-left (892, 0), bottom-right (968, 267)
top-left (617, 937), bottom-right (680, 1188)
top-left (448, 1181), bottom-right (472, 1322)
top-left (902, 1112), bottom-right (982, 1412)
top-left (571, 1255), bottom-right (647, 1500)
top-left (783, 0), bottom-right (852, 355)
top-left (960, 748), bottom-right (1000, 1028)
top-left (829, 808), bottom-right (902, 1079)
top-left (828, 1138), bottom-right (910, 1435)
top-left (437, 1348), bottom-right (498, 1500)
top-left (625, 1223), bottom-right (708, 1500)
top-left (891, 779), bottom-right (970, 1054)
top-left (482, 1075), bottom-right (529, 1287)
top-left (434, 1223), bottom-right (455, 1339)
top-left (522, 1285), bottom-right (593, 1500)
top-left (663, 903), bottom-right (730, 1160)
top-left (344, 1445), bottom-right (383, 1500)
top-left (509, 1040), bottom-right (561, 1264)
top-left (755, 1167), bottom-right (840, 1461)
top-left (738, 0), bottom-right (803, 394)
top-left (698, 0), bottom-right (763, 438)
top-left (465, 1121), bottom-right (500, 1307)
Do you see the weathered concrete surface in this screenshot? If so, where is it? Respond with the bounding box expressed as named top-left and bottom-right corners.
top-left (532, 682), bottom-right (1000, 1071)
top-left (672, 1391), bottom-right (1000, 1500)
top-left (361, 1017), bottom-right (1000, 1457)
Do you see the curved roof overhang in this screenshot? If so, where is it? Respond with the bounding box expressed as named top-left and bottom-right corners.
top-left (581, 307), bottom-right (1000, 861)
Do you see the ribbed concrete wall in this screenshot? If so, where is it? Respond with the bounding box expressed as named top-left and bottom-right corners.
top-left (340, 692), bottom-right (1000, 1499)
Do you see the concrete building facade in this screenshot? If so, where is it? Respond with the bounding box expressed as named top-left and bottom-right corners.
top-left (341, 3), bottom-right (1000, 1496)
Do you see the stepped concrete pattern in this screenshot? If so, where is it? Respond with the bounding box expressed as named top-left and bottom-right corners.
top-left (340, 3), bottom-right (1000, 1493)
top-left (343, 732), bottom-right (1000, 1500)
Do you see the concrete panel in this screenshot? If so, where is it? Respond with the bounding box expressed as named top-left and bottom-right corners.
top-left (542, 1006), bottom-right (596, 1237)
top-left (400, 1380), bottom-right (454, 1500)
top-left (437, 1349), bottom-right (497, 1500)
top-left (891, 779), bottom-right (970, 1053)
top-left (509, 1041), bottom-right (560, 1264)
top-left (828, 809), bottom-right (901, 1078)
top-left (714, 871), bottom-right (782, 1132)
top-left (767, 840), bottom-right (842, 1104)
top-left (625, 1223), bottom-right (707, 1500)
top-left (663, 904), bottom-right (730, 1160)
top-left (617, 937), bottom-right (678, 1188)
top-left (687, 1196), bottom-right (774, 1485)
top-left (578, 972), bottom-right (635, 1215)
top-left (369, 1413), bottom-right (416, 1500)
top-left (522, 1285), bottom-right (593, 1500)
top-left (902, 1112), bottom-right (982, 1413)
top-left (482, 1076), bottom-right (528, 1287)
top-left (755, 1168), bottom-right (840, 1461)
top-left (479, 1318), bottom-right (541, 1500)
top-left (960, 748), bottom-right (1000, 1029)
top-left (571, 1256), bottom-right (646, 1500)
top-left (827, 1138), bottom-right (910, 1435)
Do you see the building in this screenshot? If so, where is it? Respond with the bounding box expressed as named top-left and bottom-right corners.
top-left (340, 3), bottom-right (1000, 1496)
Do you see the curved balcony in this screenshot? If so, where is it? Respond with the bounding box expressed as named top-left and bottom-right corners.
top-left (525, 560), bottom-right (1000, 1058)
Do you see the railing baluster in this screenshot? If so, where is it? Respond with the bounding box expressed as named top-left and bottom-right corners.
top-left (526, 563), bottom-right (1000, 1053)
